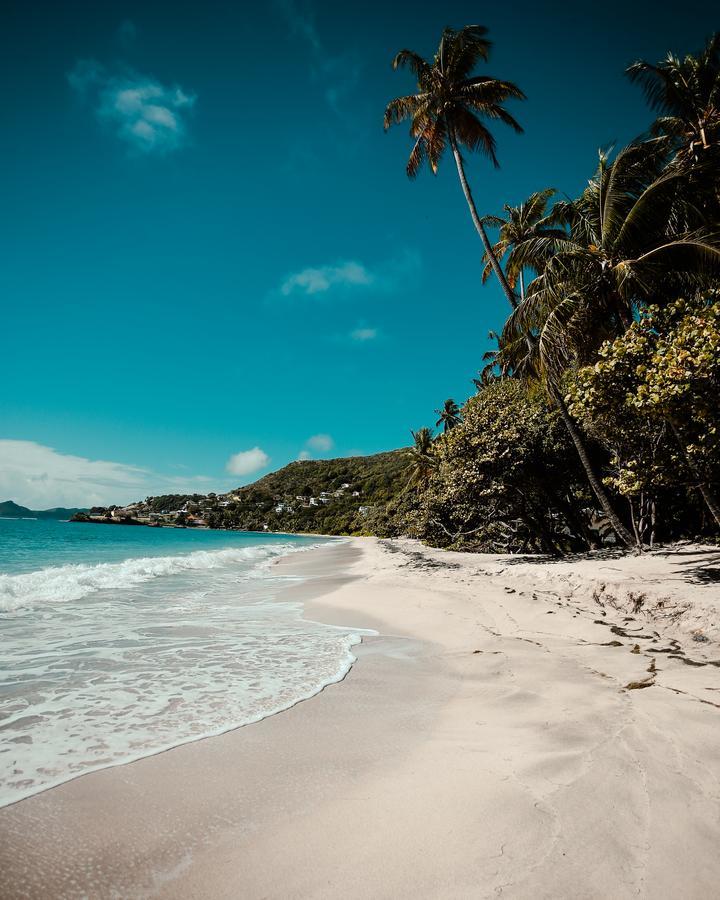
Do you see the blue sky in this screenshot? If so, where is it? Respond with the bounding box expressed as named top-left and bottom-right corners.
top-left (1, 0), bottom-right (714, 506)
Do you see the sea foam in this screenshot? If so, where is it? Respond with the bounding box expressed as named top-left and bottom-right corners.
top-left (0, 534), bottom-right (370, 807)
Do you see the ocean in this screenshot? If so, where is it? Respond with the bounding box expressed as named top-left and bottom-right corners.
top-left (0, 519), bottom-right (364, 808)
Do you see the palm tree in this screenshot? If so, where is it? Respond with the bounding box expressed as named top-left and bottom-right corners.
top-left (480, 189), bottom-right (567, 301)
top-left (627, 34), bottom-right (720, 161)
top-left (435, 398), bottom-right (462, 432)
top-left (384, 25), bottom-right (525, 308)
top-left (504, 144), bottom-right (720, 382)
top-left (406, 427), bottom-right (436, 485)
top-left (472, 330), bottom-right (510, 388)
top-left (499, 144), bottom-right (720, 546)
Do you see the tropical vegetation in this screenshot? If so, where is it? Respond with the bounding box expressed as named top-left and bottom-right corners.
top-left (384, 27), bottom-right (720, 553)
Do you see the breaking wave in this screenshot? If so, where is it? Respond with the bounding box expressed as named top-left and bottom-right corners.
top-left (0, 543), bottom-right (304, 612)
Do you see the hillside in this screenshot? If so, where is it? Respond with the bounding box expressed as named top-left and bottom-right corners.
top-left (239, 451), bottom-right (407, 502)
top-left (224, 450), bottom-right (409, 534)
top-left (0, 501), bottom-right (86, 520)
top-left (75, 450), bottom-right (410, 535)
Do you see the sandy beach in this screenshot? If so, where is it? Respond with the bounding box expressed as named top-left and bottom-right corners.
top-left (1, 537), bottom-right (719, 899)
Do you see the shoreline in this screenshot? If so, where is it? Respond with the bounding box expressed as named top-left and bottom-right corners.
top-left (1, 537), bottom-right (719, 898)
top-left (0, 536), bottom-right (358, 811)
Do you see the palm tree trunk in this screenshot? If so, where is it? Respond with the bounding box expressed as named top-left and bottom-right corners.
top-left (698, 484), bottom-right (720, 528)
top-left (669, 421), bottom-right (720, 528)
top-left (448, 129), bottom-right (518, 310)
top-left (552, 389), bottom-right (638, 549)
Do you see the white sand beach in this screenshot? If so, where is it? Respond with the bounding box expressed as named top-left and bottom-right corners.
top-left (1, 537), bottom-right (719, 899)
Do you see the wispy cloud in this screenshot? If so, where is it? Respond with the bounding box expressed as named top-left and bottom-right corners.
top-left (350, 326), bottom-right (378, 342)
top-left (68, 60), bottom-right (196, 155)
top-left (0, 440), bottom-right (212, 509)
top-left (225, 447), bottom-right (270, 477)
top-left (273, 0), bottom-right (361, 114)
top-left (281, 261), bottom-right (372, 296)
top-left (278, 250), bottom-right (421, 299)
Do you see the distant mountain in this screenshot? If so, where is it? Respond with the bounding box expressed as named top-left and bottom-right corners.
top-left (0, 500), bottom-right (87, 520)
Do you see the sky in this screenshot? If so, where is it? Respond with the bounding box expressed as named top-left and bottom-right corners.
top-left (1, 0), bottom-right (715, 507)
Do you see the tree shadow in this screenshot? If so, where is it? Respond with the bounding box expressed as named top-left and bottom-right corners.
top-left (501, 548), bottom-right (628, 566)
top-left (675, 548), bottom-right (720, 585)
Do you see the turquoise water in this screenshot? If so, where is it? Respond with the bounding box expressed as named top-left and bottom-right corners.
top-left (0, 518), bottom-right (302, 575)
top-left (0, 520), bottom-right (363, 807)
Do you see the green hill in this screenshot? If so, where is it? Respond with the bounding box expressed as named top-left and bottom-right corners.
top-left (0, 500), bottom-right (86, 520)
top-left (215, 450), bottom-right (410, 535)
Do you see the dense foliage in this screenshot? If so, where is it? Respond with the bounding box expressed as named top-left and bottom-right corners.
top-left (375, 382), bottom-right (595, 553)
top-left (568, 296), bottom-right (720, 541)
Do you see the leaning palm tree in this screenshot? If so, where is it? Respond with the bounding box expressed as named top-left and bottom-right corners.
top-left (627, 33), bottom-right (720, 161)
top-left (480, 189), bottom-right (567, 301)
top-left (435, 398), bottom-right (462, 432)
top-left (406, 427), bottom-right (436, 486)
top-left (384, 25), bottom-right (525, 308)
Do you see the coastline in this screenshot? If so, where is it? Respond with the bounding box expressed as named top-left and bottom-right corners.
top-left (1, 537), bottom-right (719, 898)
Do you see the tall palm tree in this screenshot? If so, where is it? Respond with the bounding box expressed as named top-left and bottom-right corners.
top-left (406, 427), bottom-right (436, 485)
top-left (384, 25), bottom-right (525, 308)
top-left (627, 34), bottom-right (720, 160)
top-left (435, 398), bottom-right (462, 432)
top-left (480, 189), bottom-right (567, 301)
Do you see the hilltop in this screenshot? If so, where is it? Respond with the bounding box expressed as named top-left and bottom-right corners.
top-left (0, 501), bottom-right (87, 520)
top-left (72, 450), bottom-right (410, 535)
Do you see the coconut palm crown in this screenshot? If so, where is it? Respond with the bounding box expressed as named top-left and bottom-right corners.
top-left (384, 25), bottom-right (525, 176)
top-left (406, 427), bottom-right (437, 485)
top-left (384, 25), bottom-right (525, 309)
top-left (501, 144), bottom-right (720, 383)
top-left (626, 33), bottom-right (720, 159)
top-left (435, 399), bottom-right (462, 432)
top-left (480, 189), bottom-right (566, 295)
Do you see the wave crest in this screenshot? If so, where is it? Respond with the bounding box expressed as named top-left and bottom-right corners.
top-left (0, 543), bottom-right (301, 612)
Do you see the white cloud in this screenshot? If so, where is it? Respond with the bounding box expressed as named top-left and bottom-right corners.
top-left (0, 440), bottom-right (212, 509)
top-left (278, 250), bottom-right (420, 299)
top-left (306, 434), bottom-right (334, 453)
top-left (350, 327), bottom-right (377, 342)
top-left (68, 60), bottom-right (196, 155)
top-left (226, 447), bottom-right (270, 477)
top-left (297, 450), bottom-right (313, 461)
top-left (281, 261), bottom-right (372, 296)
